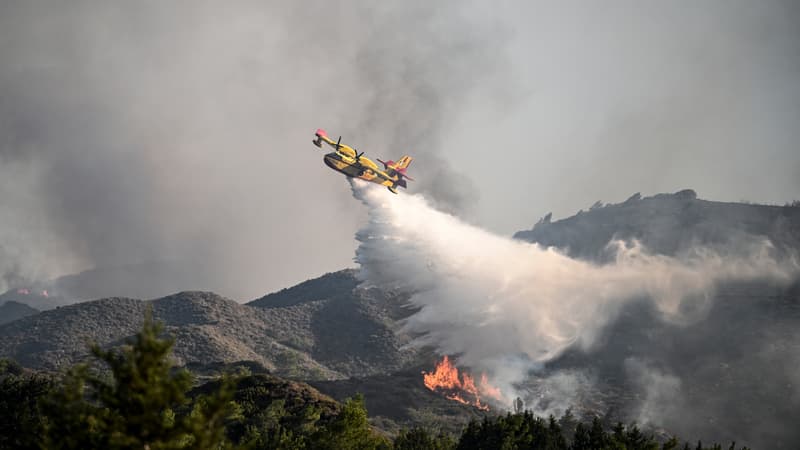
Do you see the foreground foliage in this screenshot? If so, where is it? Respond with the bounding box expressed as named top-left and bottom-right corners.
top-left (0, 359), bottom-right (53, 449)
top-left (449, 413), bottom-right (751, 450)
top-left (0, 314), bottom-right (752, 450)
top-left (40, 311), bottom-right (235, 449)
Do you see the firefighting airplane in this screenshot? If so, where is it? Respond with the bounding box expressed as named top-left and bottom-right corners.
top-left (313, 128), bottom-right (413, 194)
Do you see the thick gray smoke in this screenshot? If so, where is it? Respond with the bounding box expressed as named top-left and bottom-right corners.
top-left (351, 180), bottom-right (798, 413)
top-left (0, 1), bottom-right (510, 298)
top-left (5, 2), bottom-right (798, 299)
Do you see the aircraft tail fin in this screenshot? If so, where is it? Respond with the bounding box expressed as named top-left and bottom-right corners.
top-left (379, 155), bottom-right (415, 183)
top-left (395, 155), bottom-right (413, 170)
top-left (393, 155), bottom-right (414, 181)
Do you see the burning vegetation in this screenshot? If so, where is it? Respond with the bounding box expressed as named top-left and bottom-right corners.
top-left (422, 356), bottom-right (503, 410)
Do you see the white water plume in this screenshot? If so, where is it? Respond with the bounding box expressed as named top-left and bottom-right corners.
top-left (351, 180), bottom-right (798, 392)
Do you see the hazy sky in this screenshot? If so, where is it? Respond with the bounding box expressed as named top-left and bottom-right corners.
top-left (1, 1), bottom-right (799, 299)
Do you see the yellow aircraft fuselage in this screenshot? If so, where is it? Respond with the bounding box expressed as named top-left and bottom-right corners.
top-left (314, 129), bottom-right (411, 193)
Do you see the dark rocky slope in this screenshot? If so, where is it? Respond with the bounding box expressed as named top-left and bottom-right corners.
top-left (249, 269), bottom-right (420, 376)
top-left (0, 301), bottom-right (38, 325)
top-left (514, 189), bottom-right (800, 260)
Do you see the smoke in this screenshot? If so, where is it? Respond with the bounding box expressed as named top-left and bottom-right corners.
top-left (0, 157), bottom-right (85, 290)
top-left (2, 2), bottom-right (798, 300)
top-left (351, 180), bottom-right (798, 403)
top-left (523, 370), bottom-right (597, 419)
top-left (624, 358), bottom-right (684, 427)
top-left (0, 1), bottom-right (512, 298)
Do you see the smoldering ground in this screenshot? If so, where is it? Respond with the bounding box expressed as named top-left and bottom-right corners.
top-left (350, 180), bottom-right (800, 447)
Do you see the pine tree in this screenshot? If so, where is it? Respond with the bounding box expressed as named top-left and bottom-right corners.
top-left (571, 422), bottom-right (591, 450)
top-left (42, 309), bottom-right (235, 449)
top-left (395, 427), bottom-right (456, 450)
top-left (559, 408), bottom-right (578, 443)
top-left (0, 369), bottom-right (53, 450)
top-left (660, 437), bottom-right (680, 450)
top-left (513, 396), bottom-right (524, 414)
top-left (588, 417), bottom-right (608, 449)
top-left (311, 394), bottom-right (389, 450)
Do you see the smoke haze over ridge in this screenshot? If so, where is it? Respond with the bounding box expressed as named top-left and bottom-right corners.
top-left (1, 1), bottom-right (799, 300)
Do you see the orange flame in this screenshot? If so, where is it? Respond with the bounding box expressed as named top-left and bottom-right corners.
top-left (479, 373), bottom-right (503, 401)
top-left (422, 356), bottom-right (503, 410)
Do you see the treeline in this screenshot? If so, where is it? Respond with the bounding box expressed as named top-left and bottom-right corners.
top-left (1, 315), bottom-right (749, 450)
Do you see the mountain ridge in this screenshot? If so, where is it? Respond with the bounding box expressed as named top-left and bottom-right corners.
top-left (514, 189), bottom-right (800, 261)
top-left (0, 277), bottom-right (422, 381)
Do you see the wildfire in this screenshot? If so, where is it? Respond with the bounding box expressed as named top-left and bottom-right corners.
top-left (479, 373), bottom-right (504, 401)
top-left (422, 356), bottom-right (503, 410)
top-left (14, 288), bottom-right (48, 297)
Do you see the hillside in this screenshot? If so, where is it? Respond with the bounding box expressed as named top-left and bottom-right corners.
top-left (0, 301), bottom-right (38, 325)
top-left (196, 371), bottom-right (342, 418)
top-left (514, 189), bottom-right (800, 261)
top-left (0, 274), bottom-right (422, 380)
top-left (249, 269), bottom-right (420, 376)
top-left (0, 292), bottom-right (335, 379)
top-left (310, 365), bottom-right (489, 435)
top-left (0, 271), bottom-right (473, 435)
top-left (513, 190), bottom-right (800, 448)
